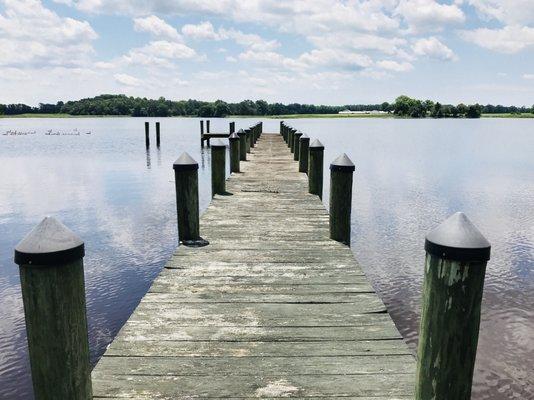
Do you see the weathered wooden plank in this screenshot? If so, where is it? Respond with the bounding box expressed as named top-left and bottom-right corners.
top-left (91, 133), bottom-right (414, 399)
top-left (105, 339), bottom-right (412, 357)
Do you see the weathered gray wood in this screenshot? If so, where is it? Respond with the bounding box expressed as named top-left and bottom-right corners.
top-left (15, 217), bottom-right (92, 400)
top-left (329, 154), bottom-right (355, 245)
top-left (415, 213), bottom-right (490, 400)
top-left (92, 133), bottom-right (414, 399)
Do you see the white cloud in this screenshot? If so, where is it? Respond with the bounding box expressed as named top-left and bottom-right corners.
top-left (396, 0), bottom-right (465, 31)
top-left (133, 15), bottom-right (181, 40)
top-left (375, 60), bottom-right (414, 71)
top-left (523, 74), bottom-right (534, 80)
top-left (466, 0), bottom-right (534, 26)
top-left (0, 0), bottom-right (97, 67)
top-left (114, 73), bottom-right (142, 86)
top-left (412, 37), bottom-right (457, 60)
top-left (459, 25), bottom-right (534, 53)
top-left (122, 40), bottom-right (198, 67)
top-left (298, 48), bottom-right (373, 70)
top-left (182, 21), bottom-right (280, 51)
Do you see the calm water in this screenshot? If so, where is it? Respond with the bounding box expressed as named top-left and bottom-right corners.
top-left (0, 117), bottom-right (532, 399)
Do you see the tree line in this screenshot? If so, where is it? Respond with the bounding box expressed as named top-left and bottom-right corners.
top-left (0, 94), bottom-right (532, 117)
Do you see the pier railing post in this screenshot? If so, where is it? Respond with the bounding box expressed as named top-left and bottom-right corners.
top-left (229, 132), bottom-right (240, 173)
top-left (416, 212), bottom-right (490, 400)
top-left (329, 154), bottom-right (355, 245)
top-left (156, 122), bottom-right (161, 147)
top-left (200, 120), bottom-right (204, 147)
top-left (145, 121), bottom-right (150, 147)
top-left (299, 134), bottom-right (309, 173)
top-left (173, 153), bottom-right (208, 246)
top-left (14, 217), bottom-right (92, 400)
top-left (293, 131), bottom-right (303, 161)
top-left (211, 139), bottom-right (226, 196)
top-left (250, 127), bottom-right (255, 149)
top-left (308, 139), bottom-right (324, 199)
top-left (289, 129), bottom-right (295, 151)
top-left (280, 121), bottom-right (284, 135)
top-left (237, 129), bottom-right (247, 161)
top-left (246, 128), bottom-right (252, 153)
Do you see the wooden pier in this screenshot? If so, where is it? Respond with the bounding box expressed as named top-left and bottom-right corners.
top-left (91, 133), bottom-right (416, 398)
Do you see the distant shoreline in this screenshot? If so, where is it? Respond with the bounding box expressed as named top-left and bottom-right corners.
top-left (1, 113), bottom-right (533, 119)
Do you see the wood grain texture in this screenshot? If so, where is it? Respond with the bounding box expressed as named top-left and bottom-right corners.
top-left (92, 133), bottom-right (415, 398)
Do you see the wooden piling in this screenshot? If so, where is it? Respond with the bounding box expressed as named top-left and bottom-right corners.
top-left (200, 120), bottom-right (204, 147)
top-left (173, 153), bottom-right (208, 246)
top-left (229, 132), bottom-right (240, 173)
top-left (237, 129), bottom-right (247, 161)
top-left (156, 122), bottom-right (161, 147)
top-left (250, 127), bottom-right (255, 149)
top-left (293, 131), bottom-right (303, 161)
top-left (229, 121), bottom-right (235, 133)
top-left (206, 120), bottom-right (210, 133)
top-left (246, 129), bottom-right (252, 153)
top-left (416, 212), bottom-right (490, 400)
top-left (299, 134), bottom-right (310, 173)
top-left (145, 121), bottom-right (150, 147)
top-left (14, 217), bottom-right (92, 400)
top-left (329, 154), bottom-right (355, 245)
top-left (211, 139), bottom-right (226, 196)
top-left (308, 139), bottom-right (324, 199)
top-left (289, 128), bottom-right (294, 151)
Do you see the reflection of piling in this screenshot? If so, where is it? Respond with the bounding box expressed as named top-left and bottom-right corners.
top-left (145, 122), bottom-right (150, 147)
top-left (329, 154), bottom-right (355, 245)
top-left (416, 212), bottom-right (490, 400)
top-left (14, 217), bottom-right (92, 399)
top-left (156, 122), bottom-right (160, 147)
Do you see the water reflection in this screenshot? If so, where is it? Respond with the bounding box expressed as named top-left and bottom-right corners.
top-left (0, 117), bottom-right (532, 399)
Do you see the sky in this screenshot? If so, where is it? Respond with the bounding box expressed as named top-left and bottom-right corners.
top-left (0, 0), bottom-right (533, 106)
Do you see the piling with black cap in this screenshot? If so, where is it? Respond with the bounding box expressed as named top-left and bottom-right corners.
top-left (329, 154), bottom-right (355, 245)
top-left (145, 121), bottom-right (150, 147)
top-left (200, 120), bottom-right (204, 147)
top-left (246, 128), bottom-right (252, 153)
top-left (229, 132), bottom-right (240, 173)
top-left (14, 217), bottom-right (92, 399)
top-left (173, 153), bottom-right (208, 246)
top-left (308, 139), bottom-right (324, 199)
top-left (237, 129), bottom-right (247, 161)
top-left (250, 127), bottom-right (255, 149)
top-left (280, 121), bottom-right (284, 135)
top-left (211, 139), bottom-right (226, 196)
top-left (156, 122), bottom-right (161, 147)
top-left (289, 129), bottom-right (295, 152)
top-left (293, 131), bottom-right (303, 161)
top-left (299, 134), bottom-right (310, 173)
top-left (416, 212), bottom-right (491, 400)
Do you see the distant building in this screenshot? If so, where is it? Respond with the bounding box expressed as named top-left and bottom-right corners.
top-left (338, 110), bottom-right (387, 114)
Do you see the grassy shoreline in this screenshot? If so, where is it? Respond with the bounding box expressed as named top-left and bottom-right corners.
top-left (1, 113), bottom-right (533, 119)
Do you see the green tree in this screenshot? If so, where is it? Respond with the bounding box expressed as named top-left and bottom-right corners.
top-left (214, 101), bottom-right (230, 117)
top-left (466, 104), bottom-right (482, 118)
top-left (198, 104), bottom-right (215, 117)
top-left (255, 100), bottom-right (269, 115)
top-left (431, 102), bottom-right (443, 118)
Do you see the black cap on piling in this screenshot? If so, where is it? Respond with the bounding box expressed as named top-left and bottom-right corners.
top-left (425, 212), bottom-right (491, 262)
top-left (309, 139), bottom-right (324, 150)
top-left (173, 152), bottom-right (199, 171)
top-left (229, 132), bottom-right (239, 140)
top-left (211, 139), bottom-right (226, 148)
top-left (295, 131), bottom-right (303, 137)
top-left (15, 216), bottom-right (85, 266)
top-left (330, 153), bottom-right (355, 172)
top-left (237, 128), bottom-right (245, 136)
top-left (300, 134), bottom-right (309, 141)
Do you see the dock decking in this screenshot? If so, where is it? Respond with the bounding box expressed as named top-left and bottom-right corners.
top-left (92, 133), bottom-right (415, 399)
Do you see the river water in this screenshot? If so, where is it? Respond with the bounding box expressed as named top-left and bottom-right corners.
top-left (0, 117), bottom-right (532, 399)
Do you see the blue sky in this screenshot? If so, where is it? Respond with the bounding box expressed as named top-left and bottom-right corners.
top-left (0, 0), bottom-right (533, 105)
